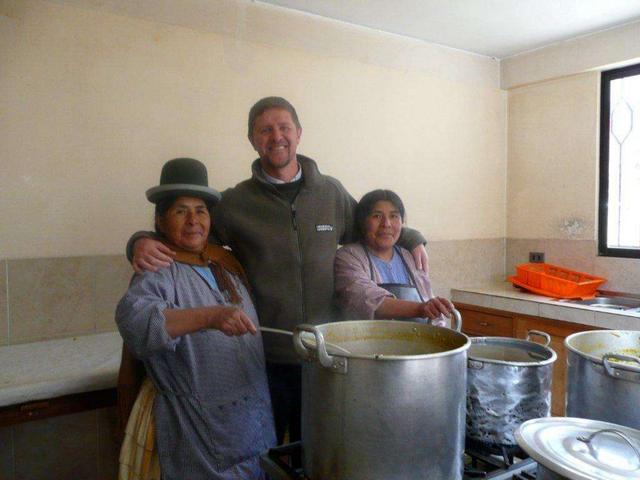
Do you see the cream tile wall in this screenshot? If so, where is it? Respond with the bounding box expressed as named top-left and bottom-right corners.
top-left (5, 256), bottom-right (130, 345)
top-left (427, 238), bottom-right (506, 297)
top-left (8, 258), bottom-right (95, 344)
top-left (94, 256), bottom-right (134, 333)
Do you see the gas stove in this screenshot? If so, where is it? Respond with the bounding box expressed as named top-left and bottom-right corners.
top-left (260, 441), bottom-right (538, 480)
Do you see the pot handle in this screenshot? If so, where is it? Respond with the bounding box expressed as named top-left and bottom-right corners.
top-left (525, 330), bottom-right (551, 347)
top-left (603, 353), bottom-right (640, 378)
top-left (577, 429), bottom-right (640, 463)
top-left (449, 308), bottom-right (462, 332)
top-left (293, 324), bottom-right (347, 374)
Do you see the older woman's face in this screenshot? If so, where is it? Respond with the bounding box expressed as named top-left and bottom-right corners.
top-left (158, 196), bottom-right (210, 252)
top-left (364, 200), bottom-right (403, 254)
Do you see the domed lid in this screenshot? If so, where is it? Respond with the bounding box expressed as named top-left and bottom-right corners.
top-left (516, 417), bottom-right (640, 480)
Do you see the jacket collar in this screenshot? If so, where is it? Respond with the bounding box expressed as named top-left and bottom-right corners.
top-left (250, 155), bottom-right (320, 188)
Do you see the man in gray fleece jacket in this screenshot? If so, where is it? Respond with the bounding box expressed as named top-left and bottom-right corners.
top-left (129, 97), bottom-right (428, 447)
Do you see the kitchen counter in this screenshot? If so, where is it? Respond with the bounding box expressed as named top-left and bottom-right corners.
top-left (0, 331), bottom-right (122, 408)
top-left (452, 282), bottom-right (640, 330)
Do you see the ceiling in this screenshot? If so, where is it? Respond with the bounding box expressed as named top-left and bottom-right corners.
top-left (258, 0), bottom-right (640, 59)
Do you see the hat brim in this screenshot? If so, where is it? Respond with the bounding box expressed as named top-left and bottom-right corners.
top-left (146, 184), bottom-right (222, 206)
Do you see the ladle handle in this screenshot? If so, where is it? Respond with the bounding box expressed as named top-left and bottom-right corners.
top-left (526, 330), bottom-right (551, 347)
top-left (577, 429), bottom-right (640, 463)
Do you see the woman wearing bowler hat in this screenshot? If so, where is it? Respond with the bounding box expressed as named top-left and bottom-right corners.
top-left (116, 158), bottom-right (275, 480)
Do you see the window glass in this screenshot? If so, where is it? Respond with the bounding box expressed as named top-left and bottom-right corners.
top-left (599, 64), bottom-right (640, 258)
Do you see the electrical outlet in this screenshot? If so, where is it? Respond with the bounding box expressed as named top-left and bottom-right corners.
top-left (529, 252), bottom-right (545, 263)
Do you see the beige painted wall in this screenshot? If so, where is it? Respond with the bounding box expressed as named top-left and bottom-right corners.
top-left (501, 19), bottom-right (640, 89)
top-left (1, 0), bottom-right (506, 259)
top-left (507, 72), bottom-right (599, 240)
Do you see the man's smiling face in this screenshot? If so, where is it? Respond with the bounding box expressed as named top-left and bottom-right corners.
top-left (250, 107), bottom-right (302, 180)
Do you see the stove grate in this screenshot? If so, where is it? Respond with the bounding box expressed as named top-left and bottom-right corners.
top-left (260, 442), bottom-right (538, 480)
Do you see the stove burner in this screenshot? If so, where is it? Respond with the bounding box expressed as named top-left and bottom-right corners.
top-left (465, 437), bottom-right (527, 468)
top-left (260, 441), bottom-right (538, 480)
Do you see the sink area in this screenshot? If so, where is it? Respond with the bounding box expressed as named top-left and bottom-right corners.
top-left (558, 296), bottom-right (640, 312)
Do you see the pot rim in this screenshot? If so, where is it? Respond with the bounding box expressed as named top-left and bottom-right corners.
top-left (301, 320), bottom-right (471, 361)
top-left (469, 336), bottom-right (557, 367)
top-left (565, 330), bottom-right (640, 373)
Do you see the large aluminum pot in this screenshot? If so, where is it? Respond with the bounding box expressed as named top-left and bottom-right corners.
top-left (293, 313), bottom-right (470, 480)
top-left (565, 329), bottom-right (640, 429)
top-left (466, 330), bottom-right (557, 447)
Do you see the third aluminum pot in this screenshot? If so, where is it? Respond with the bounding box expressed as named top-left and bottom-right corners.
top-left (293, 313), bottom-right (470, 480)
top-left (565, 329), bottom-right (640, 429)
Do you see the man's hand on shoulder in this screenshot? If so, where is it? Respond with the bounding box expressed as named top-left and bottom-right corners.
top-left (132, 238), bottom-right (176, 273)
top-left (411, 244), bottom-right (429, 273)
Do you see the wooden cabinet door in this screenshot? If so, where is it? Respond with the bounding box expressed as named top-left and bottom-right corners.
top-left (457, 304), bottom-right (514, 337)
top-left (514, 317), bottom-right (597, 416)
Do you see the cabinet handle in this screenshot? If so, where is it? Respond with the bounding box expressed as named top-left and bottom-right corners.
top-left (479, 322), bottom-right (490, 327)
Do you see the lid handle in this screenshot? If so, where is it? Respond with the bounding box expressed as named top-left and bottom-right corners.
top-left (526, 330), bottom-right (551, 346)
top-left (577, 428), bottom-right (640, 463)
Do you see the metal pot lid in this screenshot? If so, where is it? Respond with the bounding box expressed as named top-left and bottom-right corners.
top-left (515, 417), bottom-right (640, 480)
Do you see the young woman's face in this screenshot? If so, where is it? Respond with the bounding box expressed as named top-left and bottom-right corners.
top-left (364, 200), bottom-right (403, 255)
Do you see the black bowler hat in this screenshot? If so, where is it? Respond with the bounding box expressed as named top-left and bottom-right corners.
top-left (146, 158), bottom-right (221, 206)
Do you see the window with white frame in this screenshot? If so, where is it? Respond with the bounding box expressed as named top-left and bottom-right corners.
top-left (599, 63), bottom-right (640, 258)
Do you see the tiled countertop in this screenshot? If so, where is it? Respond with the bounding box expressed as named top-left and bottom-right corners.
top-left (0, 331), bottom-right (122, 408)
top-left (451, 282), bottom-right (640, 330)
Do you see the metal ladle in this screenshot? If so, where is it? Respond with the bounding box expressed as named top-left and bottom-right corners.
top-left (260, 326), bottom-right (352, 356)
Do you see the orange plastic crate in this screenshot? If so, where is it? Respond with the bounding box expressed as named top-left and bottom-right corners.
top-left (507, 263), bottom-right (606, 299)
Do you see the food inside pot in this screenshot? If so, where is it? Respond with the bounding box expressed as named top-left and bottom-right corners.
top-left (328, 334), bottom-right (454, 356)
top-left (319, 323), bottom-right (466, 357)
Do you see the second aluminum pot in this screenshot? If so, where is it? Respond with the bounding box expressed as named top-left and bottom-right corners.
top-left (293, 314), bottom-right (470, 480)
top-left (565, 329), bottom-right (640, 429)
top-left (466, 331), bottom-right (557, 447)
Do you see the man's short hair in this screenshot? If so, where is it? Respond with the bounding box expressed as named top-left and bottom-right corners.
top-left (247, 97), bottom-right (301, 137)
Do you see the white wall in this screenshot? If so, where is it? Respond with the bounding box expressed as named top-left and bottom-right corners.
top-left (0, 0), bottom-right (506, 259)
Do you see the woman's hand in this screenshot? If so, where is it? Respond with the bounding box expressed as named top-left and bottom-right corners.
top-left (164, 306), bottom-right (257, 338)
top-left (133, 238), bottom-right (176, 273)
top-left (207, 306), bottom-right (257, 336)
top-left (419, 297), bottom-right (454, 320)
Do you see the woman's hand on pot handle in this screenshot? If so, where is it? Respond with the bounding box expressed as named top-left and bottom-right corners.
top-left (133, 238), bottom-right (176, 273)
top-left (419, 297), bottom-right (454, 320)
